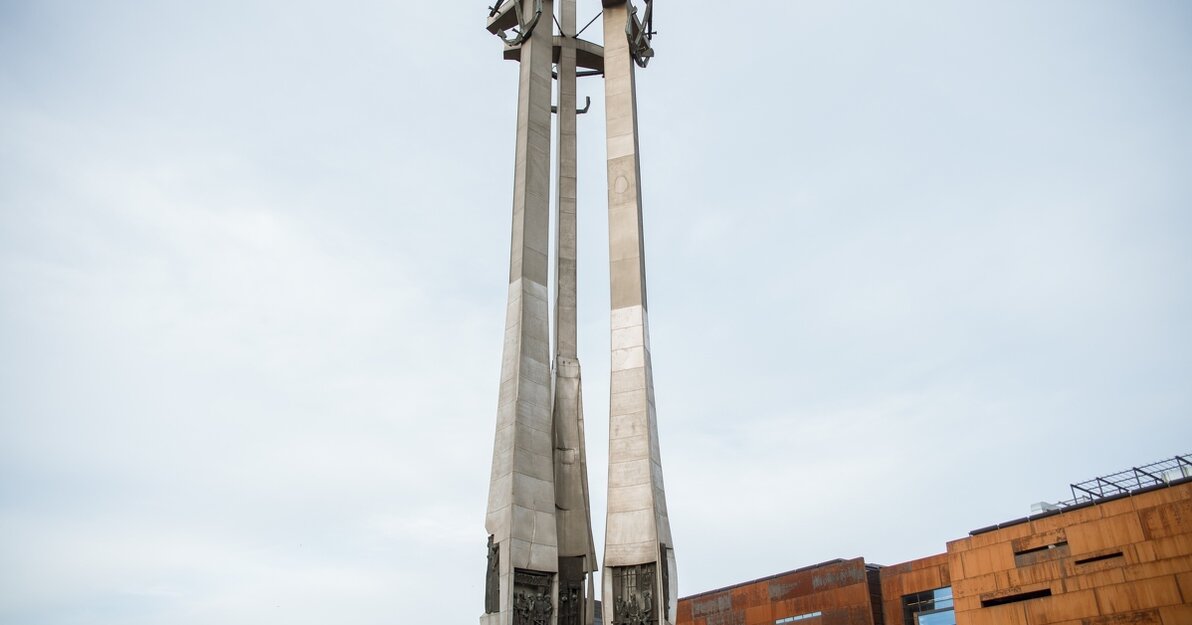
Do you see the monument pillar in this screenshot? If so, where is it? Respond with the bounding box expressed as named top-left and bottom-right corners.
top-left (483, 1), bottom-right (561, 624)
top-left (599, 2), bottom-right (677, 625)
top-left (552, 2), bottom-right (599, 625)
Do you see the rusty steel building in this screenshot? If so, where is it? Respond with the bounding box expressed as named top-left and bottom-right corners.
top-left (677, 455), bottom-right (1192, 625)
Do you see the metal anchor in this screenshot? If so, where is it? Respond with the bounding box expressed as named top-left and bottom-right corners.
top-left (626, 0), bottom-right (655, 68)
top-left (488, 0), bottom-right (543, 47)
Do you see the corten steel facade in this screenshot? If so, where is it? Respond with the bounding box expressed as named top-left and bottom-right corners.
top-left (878, 553), bottom-right (951, 625)
top-left (677, 558), bottom-right (883, 625)
top-left (678, 478), bottom-right (1192, 625)
top-left (947, 478), bottom-right (1192, 625)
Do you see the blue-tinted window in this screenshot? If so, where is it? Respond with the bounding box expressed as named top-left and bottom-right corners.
top-left (916, 609), bottom-right (956, 625)
top-left (902, 587), bottom-right (955, 625)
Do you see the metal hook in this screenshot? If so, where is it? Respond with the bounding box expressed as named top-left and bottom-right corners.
top-left (551, 97), bottom-right (592, 116)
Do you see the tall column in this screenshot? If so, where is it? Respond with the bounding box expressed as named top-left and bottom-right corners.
top-left (600, 2), bottom-right (677, 625)
top-left (552, 2), bottom-right (598, 625)
top-left (484, 1), bottom-right (560, 624)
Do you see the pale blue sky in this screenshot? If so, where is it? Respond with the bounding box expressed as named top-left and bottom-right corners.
top-left (2, 1), bottom-right (1191, 623)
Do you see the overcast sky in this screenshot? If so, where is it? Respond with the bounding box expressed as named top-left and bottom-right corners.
top-left (2, 1), bottom-right (1191, 623)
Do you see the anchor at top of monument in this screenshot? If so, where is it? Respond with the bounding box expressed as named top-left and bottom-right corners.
top-left (486, 0), bottom-right (656, 73)
top-left (626, 0), bottom-right (655, 68)
top-left (598, 0), bottom-right (655, 67)
top-left (487, 0), bottom-right (543, 46)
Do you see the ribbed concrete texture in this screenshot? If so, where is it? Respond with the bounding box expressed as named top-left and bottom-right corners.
top-left (601, 3), bottom-right (678, 625)
top-left (484, 1), bottom-right (561, 624)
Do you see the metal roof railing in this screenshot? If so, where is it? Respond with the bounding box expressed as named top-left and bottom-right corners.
top-left (1057, 453), bottom-right (1192, 508)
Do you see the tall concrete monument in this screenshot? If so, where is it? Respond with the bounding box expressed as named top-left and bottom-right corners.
top-left (483, 2), bottom-right (673, 625)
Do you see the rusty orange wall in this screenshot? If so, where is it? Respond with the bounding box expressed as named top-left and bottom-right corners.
top-left (946, 481), bottom-right (1192, 625)
top-left (878, 552), bottom-right (950, 625)
top-left (677, 558), bottom-right (877, 625)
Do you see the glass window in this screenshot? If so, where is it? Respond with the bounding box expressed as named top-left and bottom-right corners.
top-left (775, 611), bottom-right (822, 624)
top-left (916, 609), bottom-right (956, 625)
top-left (903, 587), bottom-right (955, 625)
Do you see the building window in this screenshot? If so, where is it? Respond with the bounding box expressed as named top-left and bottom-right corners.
top-left (902, 587), bottom-right (955, 625)
top-left (775, 611), bottom-right (822, 624)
